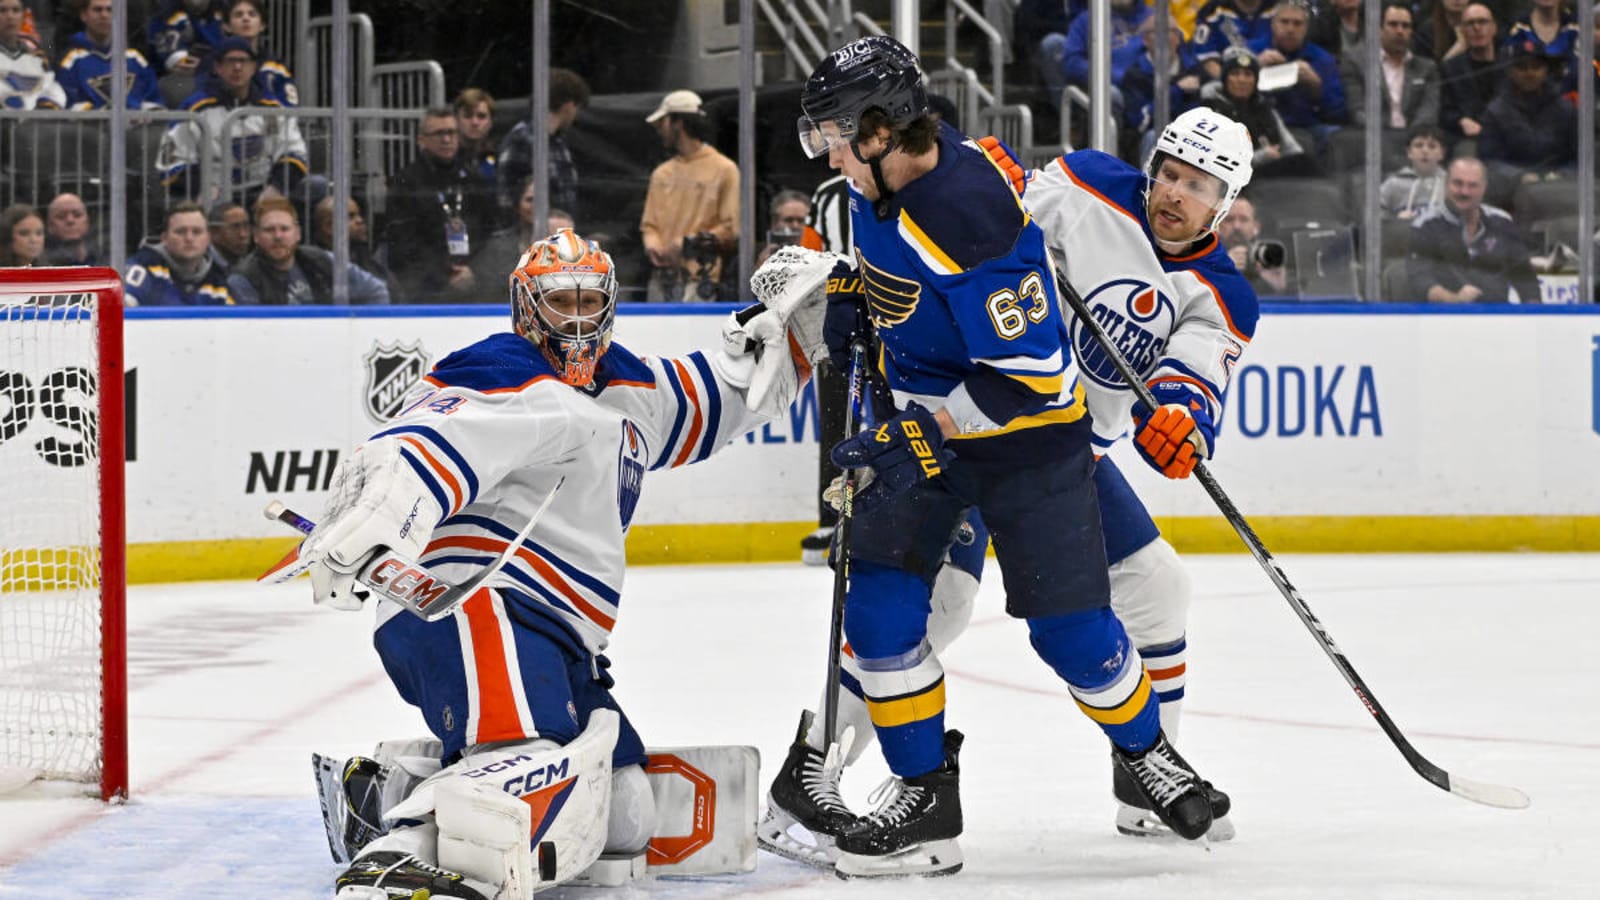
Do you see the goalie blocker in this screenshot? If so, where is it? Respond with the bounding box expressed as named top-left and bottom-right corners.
top-left (318, 712), bottom-right (758, 897)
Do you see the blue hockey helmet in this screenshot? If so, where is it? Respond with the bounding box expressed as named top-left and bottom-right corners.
top-left (797, 36), bottom-right (929, 159)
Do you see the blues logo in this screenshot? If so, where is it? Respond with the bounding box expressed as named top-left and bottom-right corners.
top-left (1069, 279), bottom-right (1174, 390)
top-left (617, 420), bottom-right (646, 530)
top-left (363, 341), bottom-right (431, 423)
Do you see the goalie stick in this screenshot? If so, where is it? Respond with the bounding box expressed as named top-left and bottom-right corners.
top-left (258, 477), bottom-right (565, 623)
top-left (1054, 268), bottom-right (1530, 811)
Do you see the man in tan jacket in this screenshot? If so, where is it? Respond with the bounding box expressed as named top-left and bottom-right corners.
top-left (640, 89), bottom-right (740, 301)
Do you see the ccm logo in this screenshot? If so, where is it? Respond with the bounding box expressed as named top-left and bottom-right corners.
top-left (366, 557), bottom-right (451, 610)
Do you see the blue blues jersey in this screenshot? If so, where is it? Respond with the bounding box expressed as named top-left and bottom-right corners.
top-left (847, 121), bottom-right (1087, 461)
top-left (55, 32), bottom-right (164, 109)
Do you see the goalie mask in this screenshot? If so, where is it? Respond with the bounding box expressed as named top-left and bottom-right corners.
top-left (510, 229), bottom-right (617, 386)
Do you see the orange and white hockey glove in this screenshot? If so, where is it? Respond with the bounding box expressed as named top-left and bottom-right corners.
top-left (1130, 382), bottom-right (1215, 479)
top-left (976, 135), bottom-right (1028, 197)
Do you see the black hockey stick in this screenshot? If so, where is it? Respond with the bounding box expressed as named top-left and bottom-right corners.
top-left (1054, 269), bottom-right (1529, 810)
top-left (822, 339), bottom-right (870, 768)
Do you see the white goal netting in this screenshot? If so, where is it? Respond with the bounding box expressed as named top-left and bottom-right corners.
top-left (0, 289), bottom-right (110, 794)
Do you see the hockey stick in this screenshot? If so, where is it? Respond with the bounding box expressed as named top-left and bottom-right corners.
top-left (259, 477), bottom-right (565, 623)
top-left (1054, 269), bottom-right (1530, 810)
top-left (821, 339), bottom-right (870, 770)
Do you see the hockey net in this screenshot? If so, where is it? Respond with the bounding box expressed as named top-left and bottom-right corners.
top-left (0, 268), bottom-right (126, 802)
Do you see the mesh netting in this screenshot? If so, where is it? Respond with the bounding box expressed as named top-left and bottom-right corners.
top-left (0, 293), bottom-right (103, 787)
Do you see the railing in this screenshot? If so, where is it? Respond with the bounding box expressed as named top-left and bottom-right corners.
top-left (943, 0), bottom-right (1003, 106)
top-left (755, 0), bottom-right (826, 79)
top-left (301, 13), bottom-right (376, 108)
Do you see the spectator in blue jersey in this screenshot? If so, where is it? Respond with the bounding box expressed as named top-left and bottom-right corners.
top-left (1250, 0), bottom-right (1348, 152)
top-left (1194, 0), bottom-right (1280, 79)
top-left (229, 196), bottom-right (388, 305)
top-left (0, 0), bottom-right (65, 109)
top-left (1052, 0), bottom-right (1148, 112)
top-left (1408, 156), bottom-right (1541, 303)
top-left (216, 0), bottom-right (296, 106)
top-left (496, 67), bottom-right (588, 222)
top-left (1478, 39), bottom-right (1577, 192)
top-left (454, 88), bottom-right (496, 186)
top-left (56, 0), bottom-right (165, 109)
top-left (1505, 0), bottom-right (1581, 91)
top-left (123, 201), bottom-right (234, 305)
top-left (155, 36), bottom-right (307, 206)
top-left (147, 0), bottom-right (225, 106)
top-left (1440, 3), bottom-right (1504, 151)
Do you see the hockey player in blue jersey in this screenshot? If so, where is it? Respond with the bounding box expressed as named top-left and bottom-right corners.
top-left (760, 106), bottom-right (1261, 864)
top-left (772, 36), bottom-right (1217, 879)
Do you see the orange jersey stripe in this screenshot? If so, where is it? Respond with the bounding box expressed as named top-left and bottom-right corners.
top-left (670, 358), bottom-right (705, 468)
top-left (1146, 662), bottom-right (1187, 681)
top-left (1189, 269), bottom-right (1251, 342)
top-left (430, 535), bottom-right (618, 632)
top-left (1060, 156), bottom-right (1142, 228)
top-left (461, 590), bottom-right (524, 744)
top-left (397, 435), bottom-right (464, 514)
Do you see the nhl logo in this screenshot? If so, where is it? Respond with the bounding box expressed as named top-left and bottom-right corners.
top-left (363, 341), bottom-right (431, 423)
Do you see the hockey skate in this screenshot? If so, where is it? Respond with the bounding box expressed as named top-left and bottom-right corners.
top-left (1113, 756), bottom-right (1235, 841)
top-left (1110, 732), bottom-right (1213, 841)
top-left (800, 525), bottom-right (835, 566)
top-left (834, 730), bottom-right (964, 879)
top-left (334, 851), bottom-right (492, 900)
top-left (757, 711), bottom-right (858, 867)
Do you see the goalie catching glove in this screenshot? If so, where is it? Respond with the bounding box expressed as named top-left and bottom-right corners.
top-left (718, 245), bottom-right (842, 417)
top-left (1130, 381), bottom-right (1215, 479)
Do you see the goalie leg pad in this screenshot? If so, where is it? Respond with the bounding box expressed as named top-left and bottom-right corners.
top-left (645, 744), bottom-right (760, 875)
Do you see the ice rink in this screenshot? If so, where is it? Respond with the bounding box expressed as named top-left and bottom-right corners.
top-left (0, 552), bottom-right (1593, 899)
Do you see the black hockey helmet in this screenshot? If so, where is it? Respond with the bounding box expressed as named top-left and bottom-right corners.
top-left (797, 35), bottom-right (929, 159)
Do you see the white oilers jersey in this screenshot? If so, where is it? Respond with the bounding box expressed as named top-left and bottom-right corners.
top-left (365, 332), bottom-right (767, 654)
top-left (1023, 150), bottom-right (1259, 452)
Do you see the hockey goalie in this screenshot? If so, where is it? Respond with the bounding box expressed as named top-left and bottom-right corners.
top-left (262, 229), bottom-right (838, 898)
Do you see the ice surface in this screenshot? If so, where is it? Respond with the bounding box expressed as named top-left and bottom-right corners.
top-left (1, 553), bottom-right (1592, 899)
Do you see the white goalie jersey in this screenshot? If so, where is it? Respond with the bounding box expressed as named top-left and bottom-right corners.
top-left (363, 332), bottom-right (772, 652)
top-left (1024, 150), bottom-right (1259, 452)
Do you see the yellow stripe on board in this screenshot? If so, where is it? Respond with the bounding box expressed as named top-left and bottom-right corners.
top-left (112, 516), bottom-right (1600, 585)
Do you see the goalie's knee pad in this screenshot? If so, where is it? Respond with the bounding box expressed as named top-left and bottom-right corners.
top-left (385, 709), bottom-right (620, 899)
top-left (606, 764), bottom-right (656, 854)
top-left (1108, 537), bottom-right (1191, 649)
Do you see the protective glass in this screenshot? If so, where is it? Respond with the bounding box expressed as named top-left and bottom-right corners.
top-left (796, 115), bottom-right (855, 159)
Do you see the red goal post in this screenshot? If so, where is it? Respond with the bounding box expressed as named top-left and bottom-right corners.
top-left (0, 268), bottom-right (126, 802)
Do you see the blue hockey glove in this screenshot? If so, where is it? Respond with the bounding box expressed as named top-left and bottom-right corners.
top-left (1130, 381), bottom-right (1215, 479)
top-left (830, 403), bottom-right (951, 502)
top-left (594, 653), bottom-right (615, 690)
top-left (822, 261), bottom-right (869, 371)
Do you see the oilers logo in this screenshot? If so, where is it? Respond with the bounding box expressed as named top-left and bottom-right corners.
top-left (1070, 278), bottom-right (1174, 390)
top-left (617, 420), bottom-right (646, 530)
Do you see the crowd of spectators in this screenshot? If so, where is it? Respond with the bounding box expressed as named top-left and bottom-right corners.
top-left (0, 0), bottom-right (1593, 305)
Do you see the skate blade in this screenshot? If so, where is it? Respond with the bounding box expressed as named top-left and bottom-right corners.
top-left (1116, 805), bottom-right (1234, 843)
top-left (756, 807), bottom-right (841, 869)
top-left (835, 839), bottom-right (963, 879)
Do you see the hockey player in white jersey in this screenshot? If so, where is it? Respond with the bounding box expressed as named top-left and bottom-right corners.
top-left (760, 108), bottom-right (1259, 861)
top-left (266, 229), bottom-right (834, 899)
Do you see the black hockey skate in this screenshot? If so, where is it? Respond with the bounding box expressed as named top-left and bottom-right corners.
top-left (1113, 755), bottom-right (1235, 841)
top-left (1111, 732), bottom-right (1213, 841)
top-left (334, 851), bottom-right (490, 900)
top-left (834, 730), bottom-right (964, 879)
top-left (800, 525), bottom-right (835, 566)
top-left (757, 711), bottom-right (858, 867)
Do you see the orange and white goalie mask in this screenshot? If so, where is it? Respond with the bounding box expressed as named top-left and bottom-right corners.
top-left (510, 228), bottom-right (618, 386)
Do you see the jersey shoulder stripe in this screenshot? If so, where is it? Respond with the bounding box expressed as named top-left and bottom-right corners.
top-left (1171, 262), bottom-right (1258, 342)
top-left (1058, 149), bottom-right (1147, 227)
top-left (425, 332), bottom-right (563, 394)
top-left (594, 342), bottom-right (657, 391)
top-left (893, 122), bottom-right (1026, 272)
top-left (373, 422), bottom-right (481, 504)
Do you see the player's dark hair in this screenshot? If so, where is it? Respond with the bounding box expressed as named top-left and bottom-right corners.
top-left (859, 107), bottom-right (940, 156)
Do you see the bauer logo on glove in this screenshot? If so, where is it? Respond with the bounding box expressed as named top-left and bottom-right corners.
top-left (832, 403), bottom-right (951, 501)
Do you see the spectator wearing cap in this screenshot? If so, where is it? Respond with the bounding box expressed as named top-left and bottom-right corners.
top-left (1251, 0), bottom-right (1348, 152)
top-left (146, 0), bottom-right (227, 106)
top-left (1439, 2), bottom-right (1503, 150)
top-left (1193, 0), bottom-right (1281, 79)
top-left (219, 0), bottom-right (298, 107)
top-left (639, 89), bottom-right (738, 302)
top-left (1505, 0), bottom-right (1581, 92)
top-left (156, 35), bottom-right (308, 207)
top-left (207, 200), bottom-right (250, 266)
top-left (1344, 1), bottom-right (1441, 167)
top-left (497, 68), bottom-right (589, 223)
top-left (57, 0), bottom-right (165, 109)
top-left (1478, 38), bottom-right (1578, 192)
top-left (1201, 46), bottom-right (1316, 177)
top-left (1408, 156), bottom-right (1541, 303)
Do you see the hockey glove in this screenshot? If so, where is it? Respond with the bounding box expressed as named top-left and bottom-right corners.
top-left (830, 403), bottom-right (951, 503)
top-left (822, 261), bottom-right (870, 371)
top-left (1130, 382), bottom-right (1215, 479)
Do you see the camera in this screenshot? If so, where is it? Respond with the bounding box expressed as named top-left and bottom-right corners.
top-left (681, 231), bottom-right (722, 264)
top-left (1250, 240), bottom-right (1286, 270)
top-left (767, 225), bottom-right (803, 248)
